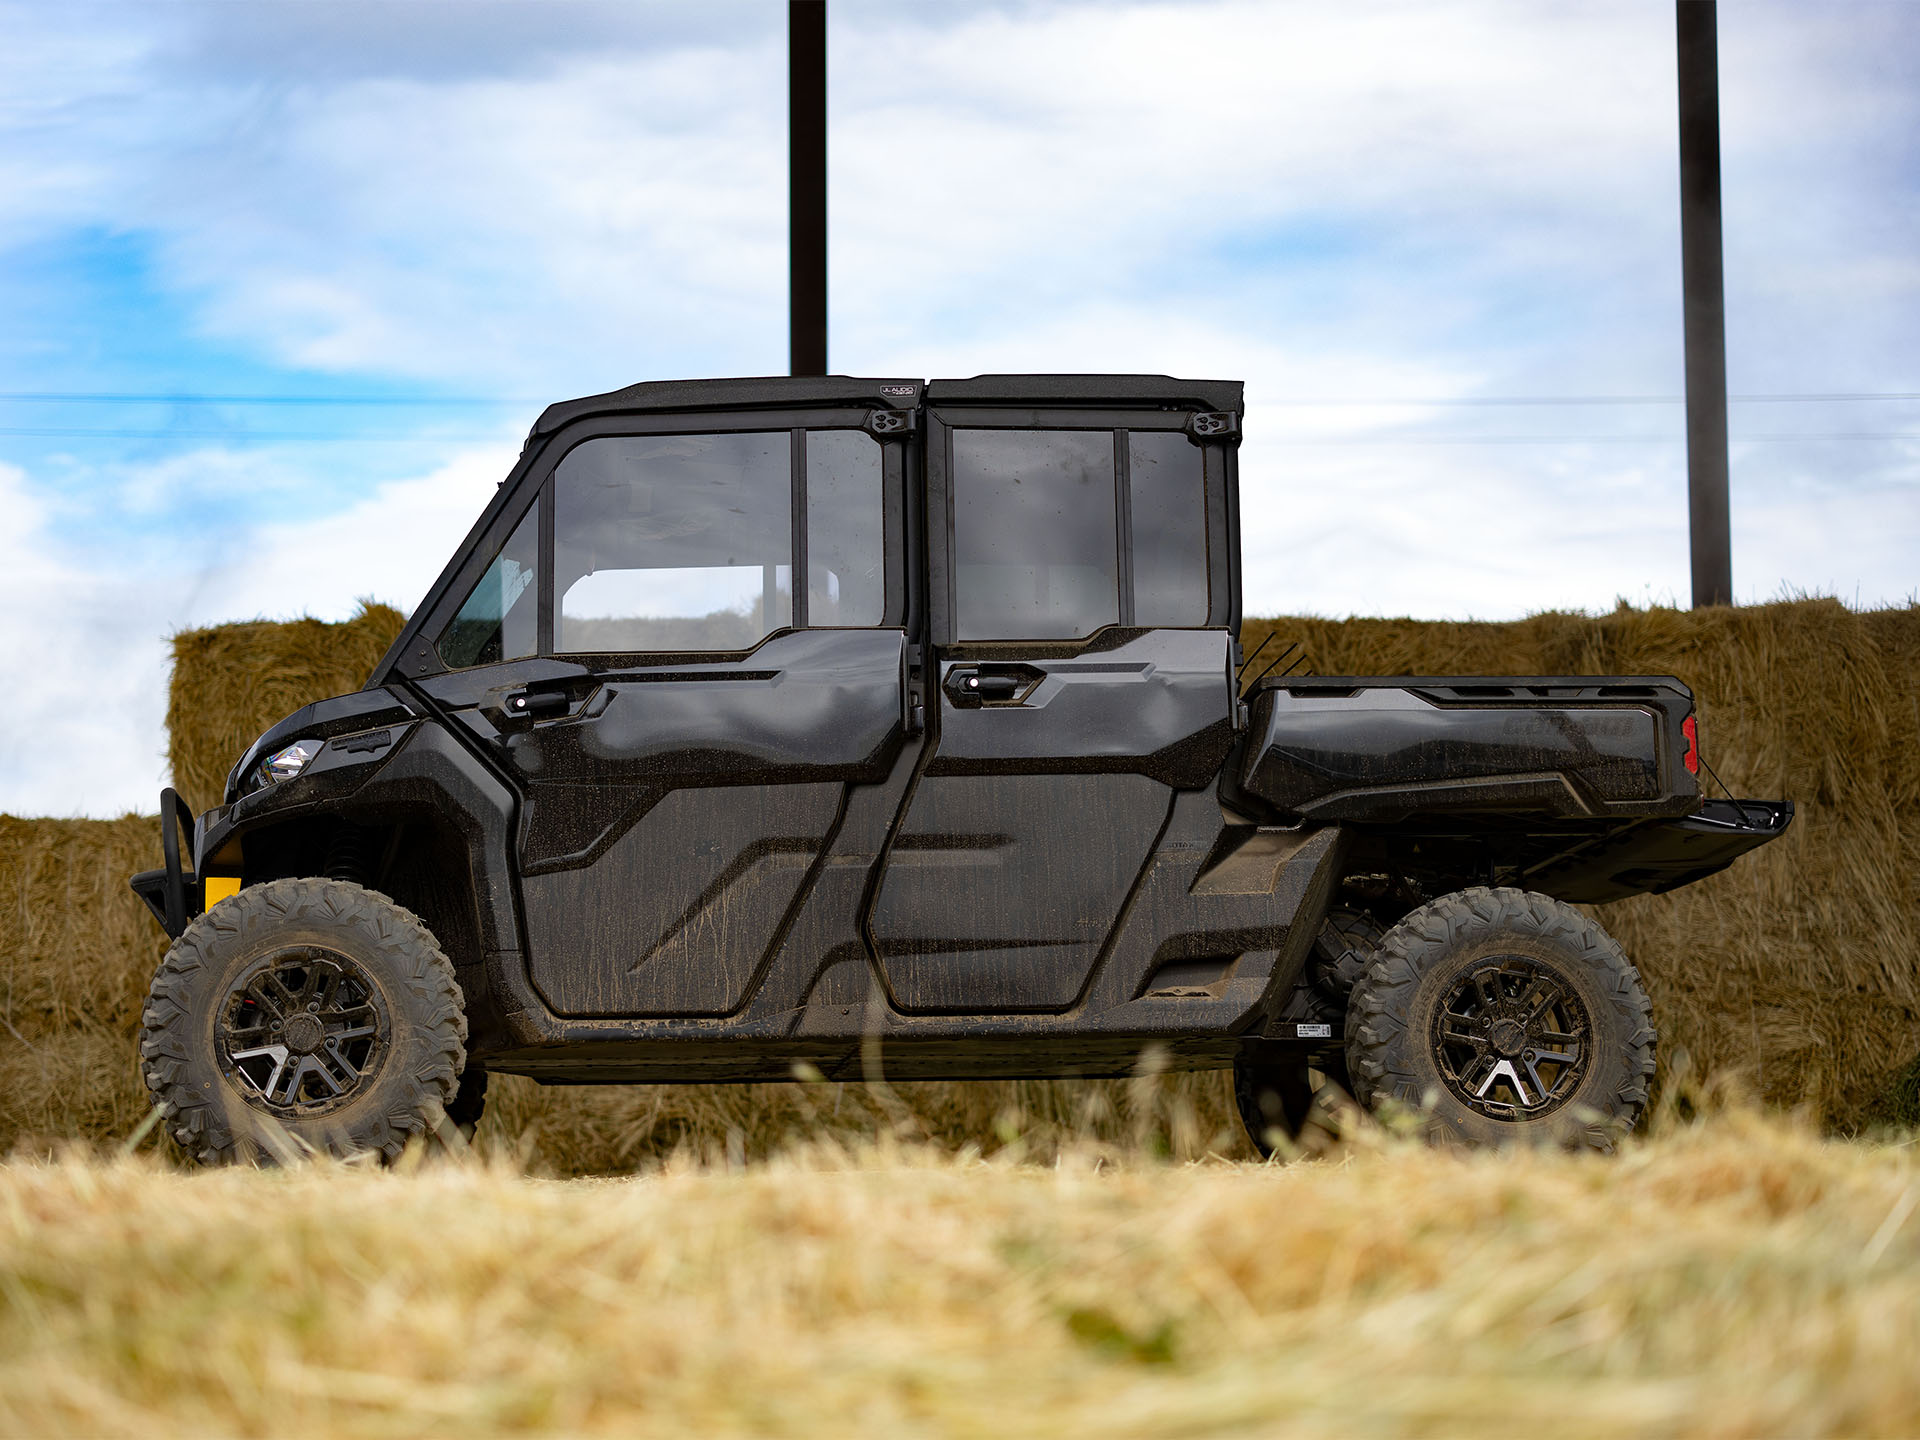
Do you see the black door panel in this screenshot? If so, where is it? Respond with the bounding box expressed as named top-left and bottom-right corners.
top-left (524, 782), bottom-right (843, 1016)
top-left (506, 628), bottom-right (906, 871)
top-left (423, 630), bottom-right (905, 1014)
top-left (929, 629), bottom-right (1234, 788)
top-left (506, 629), bottom-right (905, 791)
top-left (870, 773), bottom-right (1171, 1012)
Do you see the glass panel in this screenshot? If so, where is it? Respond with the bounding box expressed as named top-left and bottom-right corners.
top-left (554, 432), bottom-right (791, 653)
top-left (806, 429), bottom-right (885, 626)
top-left (1128, 430), bottom-right (1210, 626)
top-left (438, 504), bottom-right (539, 669)
top-left (952, 429), bottom-right (1118, 640)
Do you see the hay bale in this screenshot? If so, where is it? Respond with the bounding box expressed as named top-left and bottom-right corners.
top-left (167, 603), bottom-right (407, 813)
top-left (0, 816), bottom-right (166, 1155)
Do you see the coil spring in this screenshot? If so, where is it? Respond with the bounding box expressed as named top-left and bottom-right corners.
top-left (323, 825), bottom-right (372, 886)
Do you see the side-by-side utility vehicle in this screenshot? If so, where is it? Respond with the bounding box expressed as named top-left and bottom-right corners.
top-left (132, 375), bottom-right (1791, 1162)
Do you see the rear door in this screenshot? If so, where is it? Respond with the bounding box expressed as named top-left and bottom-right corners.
top-left (417, 402), bottom-right (913, 1017)
top-left (868, 391), bottom-right (1241, 1013)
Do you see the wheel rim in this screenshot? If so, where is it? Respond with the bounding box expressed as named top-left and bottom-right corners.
top-left (216, 948), bottom-right (388, 1115)
top-left (1429, 956), bottom-right (1590, 1120)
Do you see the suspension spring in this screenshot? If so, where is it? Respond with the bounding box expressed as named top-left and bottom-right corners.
top-left (323, 825), bottom-right (373, 886)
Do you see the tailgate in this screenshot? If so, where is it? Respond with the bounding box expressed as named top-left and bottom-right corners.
top-left (1523, 799), bottom-right (1794, 903)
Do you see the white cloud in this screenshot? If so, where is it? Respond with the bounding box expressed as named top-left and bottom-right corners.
top-left (0, 446), bottom-right (512, 817)
top-left (188, 446), bottom-right (514, 623)
top-left (0, 461), bottom-right (172, 816)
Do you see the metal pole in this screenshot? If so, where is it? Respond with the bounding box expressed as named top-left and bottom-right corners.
top-left (789, 0), bottom-right (828, 378)
top-left (1676, 0), bottom-right (1732, 607)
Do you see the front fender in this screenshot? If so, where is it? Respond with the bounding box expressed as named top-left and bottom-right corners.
top-left (198, 721), bottom-right (524, 961)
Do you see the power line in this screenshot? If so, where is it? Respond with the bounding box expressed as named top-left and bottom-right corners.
top-left (0, 392), bottom-right (529, 406)
top-left (1, 427), bottom-right (1911, 446)
top-left (0, 428), bottom-right (513, 442)
top-left (1260, 393), bottom-right (1920, 407)
top-left (0, 390), bottom-right (1914, 408)
top-left (1265, 433), bottom-right (1920, 446)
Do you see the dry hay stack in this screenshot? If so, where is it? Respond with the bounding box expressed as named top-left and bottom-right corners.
top-left (166, 601), bottom-right (407, 814)
top-left (0, 816), bottom-right (167, 1153)
top-left (5, 598), bottom-right (1913, 1166)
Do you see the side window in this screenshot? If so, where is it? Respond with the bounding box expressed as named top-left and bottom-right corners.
top-left (553, 433), bottom-right (791, 653)
top-left (439, 504), bottom-right (539, 669)
top-left (1127, 431), bottom-right (1209, 626)
top-left (952, 429), bottom-right (1119, 641)
top-left (805, 429), bottom-right (884, 626)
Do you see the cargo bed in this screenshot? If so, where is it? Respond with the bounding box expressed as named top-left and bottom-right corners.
top-left (1233, 676), bottom-right (1791, 902)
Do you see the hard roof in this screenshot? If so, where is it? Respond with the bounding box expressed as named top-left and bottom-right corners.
top-left (924, 374), bottom-right (1242, 412)
top-left (532, 373), bottom-right (1240, 436)
top-left (532, 375), bottom-right (925, 436)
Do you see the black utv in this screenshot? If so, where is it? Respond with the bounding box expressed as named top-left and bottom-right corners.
top-left (132, 374), bottom-right (1791, 1163)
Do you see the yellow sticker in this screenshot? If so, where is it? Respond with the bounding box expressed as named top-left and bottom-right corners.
top-left (203, 876), bottom-right (243, 908)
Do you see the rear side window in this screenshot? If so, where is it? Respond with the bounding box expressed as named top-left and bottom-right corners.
top-left (553, 433), bottom-right (792, 653)
top-left (952, 429), bottom-right (1119, 641)
top-left (1127, 431), bottom-right (1208, 626)
top-left (806, 429), bottom-right (885, 626)
top-left (439, 504), bottom-right (539, 669)
top-left (949, 425), bottom-right (1210, 641)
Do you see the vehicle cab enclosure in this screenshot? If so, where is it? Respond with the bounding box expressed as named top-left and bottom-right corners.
top-left (141, 374), bottom-right (1789, 1088)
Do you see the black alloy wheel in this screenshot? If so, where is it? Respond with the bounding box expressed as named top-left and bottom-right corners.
top-left (1344, 887), bottom-right (1655, 1150)
top-left (216, 948), bottom-right (389, 1115)
top-left (1430, 956), bottom-right (1590, 1120)
top-left (141, 877), bottom-right (468, 1165)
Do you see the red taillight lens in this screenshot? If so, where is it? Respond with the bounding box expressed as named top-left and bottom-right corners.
top-left (1682, 714), bottom-right (1700, 775)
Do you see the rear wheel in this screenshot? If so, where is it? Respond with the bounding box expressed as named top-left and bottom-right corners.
top-left (1345, 887), bottom-right (1656, 1150)
top-left (140, 877), bottom-right (468, 1165)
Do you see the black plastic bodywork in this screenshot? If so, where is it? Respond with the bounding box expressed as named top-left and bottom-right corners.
top-left (1230, 676), bottom-right (1789, 903)
top-left (140, 373), bottom-right (1794, 1087)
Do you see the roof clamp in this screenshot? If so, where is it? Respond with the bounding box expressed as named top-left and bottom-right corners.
top-left (1187, 411), bottom-right (1240, 440)
top-left (866, 409), bottom-right (917, 437)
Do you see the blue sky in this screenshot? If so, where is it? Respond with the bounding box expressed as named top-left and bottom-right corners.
top-left (1, 0), bottom-right (1915, 815)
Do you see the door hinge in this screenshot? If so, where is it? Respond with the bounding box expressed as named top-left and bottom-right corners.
top-left (866, 409), bottom-right (917, 437)
top-left (1188, 411), bottom-right (1239, 439)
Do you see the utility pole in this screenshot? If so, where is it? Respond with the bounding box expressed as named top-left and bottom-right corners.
top-left (1677, 0), bottom-right (1732, 607)
top-left (790, 0), bottom-right (828, 378)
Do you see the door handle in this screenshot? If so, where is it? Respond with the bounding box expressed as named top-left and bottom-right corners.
top-left (504, 687), bottom-right (570, 719)
top-left (945, 668), bottom-right (1022, 705)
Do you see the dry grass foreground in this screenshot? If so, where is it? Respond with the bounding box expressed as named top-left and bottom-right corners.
top-left (2, 1105), bottom-right (1917, 1438)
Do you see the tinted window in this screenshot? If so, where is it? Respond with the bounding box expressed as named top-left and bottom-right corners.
top-left (553, 433), bottom-right (791, 653)
top-left (1128, 430), bottom-right (1209, 625)
top-left (806, 429), bottom-right (884, 625)
top-left (439, 504), bottom-right (538, 668)
top-left (952, 429), bottom-right (1118, 640)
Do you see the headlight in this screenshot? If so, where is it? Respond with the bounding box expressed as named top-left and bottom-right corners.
top-left (256, 739), bottom-right (322, 788)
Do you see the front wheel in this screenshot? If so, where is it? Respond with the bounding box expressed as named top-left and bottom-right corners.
top-left (1344, 887), bottom-right (1656, 1150)
top-left (139, 877), bottom-right (468, 1165)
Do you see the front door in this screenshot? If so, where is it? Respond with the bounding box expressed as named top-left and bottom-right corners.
top-left (420, 404), bottom-right (911, 1017)
top-left (869, 399), bottom-right (1239, 1013)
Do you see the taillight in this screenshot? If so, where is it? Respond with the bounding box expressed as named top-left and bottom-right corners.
top-left (1682, 714), bottom-right (1700, 775)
